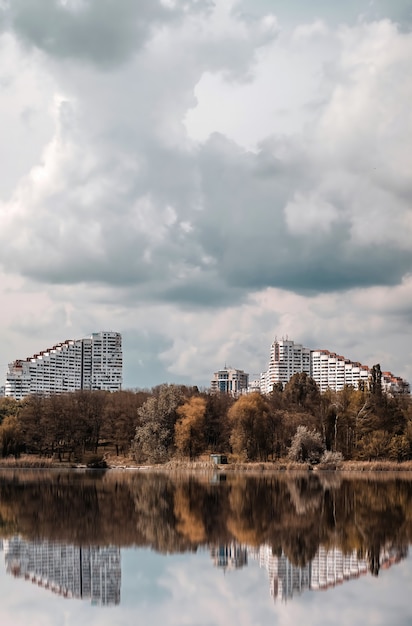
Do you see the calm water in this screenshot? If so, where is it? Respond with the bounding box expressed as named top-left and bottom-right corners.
top-left (0, 469), bottom-right (411, 626)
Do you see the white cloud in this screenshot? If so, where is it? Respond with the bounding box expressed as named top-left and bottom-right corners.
top-left (0, 2), bottom-right (411, 389)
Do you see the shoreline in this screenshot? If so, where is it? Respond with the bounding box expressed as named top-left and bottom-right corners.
top-left (1, 455), bottom-right (412, 473)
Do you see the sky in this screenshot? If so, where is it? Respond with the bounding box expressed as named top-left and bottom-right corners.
top-left (0, 0), bottom-right (411, 390)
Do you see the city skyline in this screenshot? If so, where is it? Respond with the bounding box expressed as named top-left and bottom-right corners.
top-left (0, 1), bottom-right (411, 391)
top-left (2, 332), bottom-right (408, 396)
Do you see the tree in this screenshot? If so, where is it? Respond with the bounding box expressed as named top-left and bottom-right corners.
top-left (228, 393), bottom-right (273, 461)
top-left (370, 364), bottom-right (382, 397)
top-left (0, 398), bottom-right (20, 425)
top-left (284, 373), bottom-right (320, 413)
top-left (175, 397), bottom-right (206, 459)
top-left (203, 392), bottom-right (233, 452)
top-left (288, 425), bottom-right (324, 464)
top-left (131, 384), bottom-right (189, 464)
top-left (102, 390), bottom-right (149, 456)
top-left (0, 415), bottom-right (23, 458)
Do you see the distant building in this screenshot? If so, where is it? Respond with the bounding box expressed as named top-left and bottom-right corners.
top-left (5, 331), bottom-right (122, 400)
top-left (257, 338), bottom-right (409, 395)
top-left (310, 349), bottom-right (370, 393)
top-left (260, 339), bottom-right (310, 394)
top-left (210, 367), bottom-right (249, 396)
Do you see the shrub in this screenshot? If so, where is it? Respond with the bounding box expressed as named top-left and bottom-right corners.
top-left (319, 450), bottom-right (344, 469)
top-left (288, 425), bottom-right (324, 464)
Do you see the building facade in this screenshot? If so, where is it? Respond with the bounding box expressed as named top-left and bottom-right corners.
top-left (258, 338), bottom-right (408, 395)
top-left (210, 367), bottom-right (249, 396)
top-left (260, 339), bottom-right (311, 395)
top-left (4, 331), bottom-right (122, 400)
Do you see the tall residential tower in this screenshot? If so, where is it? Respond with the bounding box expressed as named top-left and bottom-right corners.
top-left (4, 331), bottom-right (122, 400)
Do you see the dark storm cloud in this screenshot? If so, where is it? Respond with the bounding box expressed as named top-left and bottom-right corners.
top-left (4, 0), bottom-right (209, 67)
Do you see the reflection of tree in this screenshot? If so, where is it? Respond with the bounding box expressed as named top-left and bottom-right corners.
top-left (0, 470), bottom-right (411, 572)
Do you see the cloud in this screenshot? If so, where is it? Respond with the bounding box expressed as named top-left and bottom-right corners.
top-left (3, 0), bottom-right (194, 68)
top-left (0, 2), bottom-right (411, 388)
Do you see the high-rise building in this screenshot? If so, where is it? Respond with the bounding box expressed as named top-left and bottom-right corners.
top-left (260, 339), bottom-right (311, 394)
top-left (258, 338), bottom-right (409, 395)
top-left (210, 367), bottom-right (249, 396)
top-left (4, 331), bottom-right (122, 400)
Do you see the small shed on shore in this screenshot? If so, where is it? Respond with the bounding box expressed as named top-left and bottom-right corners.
top-left (210, 453), bottom-right (228, 465)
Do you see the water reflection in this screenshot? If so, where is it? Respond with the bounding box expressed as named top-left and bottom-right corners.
top-left (212, 542), bottom-right (407, 602)
top-left (0, 469), bottom-right (411, 609)
top-left (1, 538), bottom-right (120, 605)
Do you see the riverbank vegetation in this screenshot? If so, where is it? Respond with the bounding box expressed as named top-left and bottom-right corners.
top-left (0, 368), bottom-right (411, 467)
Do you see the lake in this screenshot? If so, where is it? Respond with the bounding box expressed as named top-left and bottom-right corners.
top-left (0, 468), bottom-right (411, 625)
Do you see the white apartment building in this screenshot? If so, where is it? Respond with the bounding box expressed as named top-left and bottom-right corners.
top-left (4, 331), bottom-right (122, 400)
top-left (260, 339), bottom-right (311, 395)
top-left (210, 367), bottom-right (249, 396)
top-left (310, 350), bottom-right (370, 393)
top-left (258, 338), bottom-right (408, 395)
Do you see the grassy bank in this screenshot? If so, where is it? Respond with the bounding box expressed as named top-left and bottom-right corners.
top-left (2, 454), bottom-right (412, 473)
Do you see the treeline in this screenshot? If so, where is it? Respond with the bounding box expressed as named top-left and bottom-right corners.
top-left (0, 390), bottom-right (150, 461)
top-left (0, 364), bottom-right (411, 463)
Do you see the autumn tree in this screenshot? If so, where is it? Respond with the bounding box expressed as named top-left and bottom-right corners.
top-left (284, 372), bottom-right (320, 413)
top-left (203, 392), bottom-right (233, 452)
top-left (0, 398), bottom-right (20, 425)
top-left (18, 395), bottom-right (48, 455)
top-left (131, 384), bottom-right (190, 464)
top-left (101, 390), bottom-right (149, 456)
top-left (174, 396), bottom-right (206, 459)
top-left (228, 393), bottom-right (274, 461)
top-left (0, 415), bottom-right (24, 458)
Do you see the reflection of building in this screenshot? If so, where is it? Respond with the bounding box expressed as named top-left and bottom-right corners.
top-left (210, 543), bottom-right (248, 570)
top-left (5, 331), bottom-right (122, 400)
top-left (210, 368), bottom-right (249, 396)
top-left (3, 537), bottom-right (121, 605)
top-left (249, 545), bottom-right (311, 601)
top-left (310, 546), bottom-right (368, 590)
top-left (250, 543), bottom-right (407, 602)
